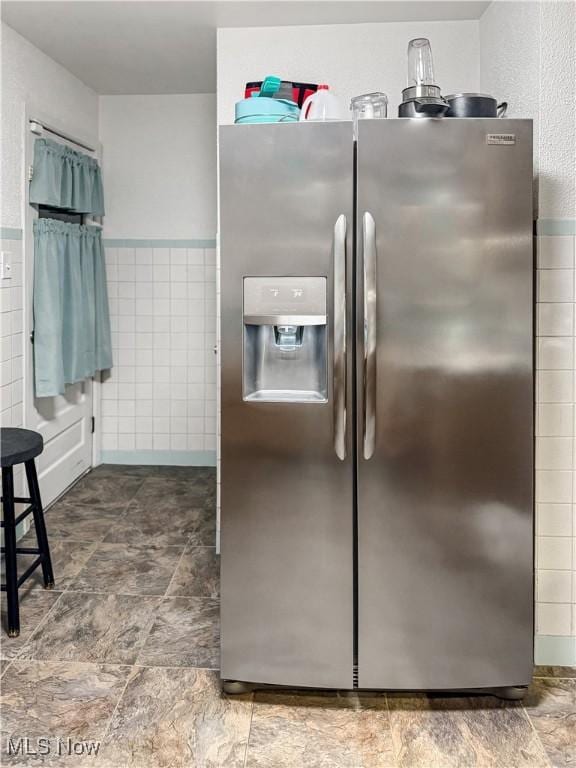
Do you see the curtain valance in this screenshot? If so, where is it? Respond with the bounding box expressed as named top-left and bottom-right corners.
top-left (33, 218), bottom-right (113, 397)
top-left (29, 137), bottom-right (105, 216)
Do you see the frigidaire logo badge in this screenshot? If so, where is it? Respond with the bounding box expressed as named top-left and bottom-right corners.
top-left (486, 133), bottom-right (516, 145)
top-left (5, 736), bottom-right (101, 758)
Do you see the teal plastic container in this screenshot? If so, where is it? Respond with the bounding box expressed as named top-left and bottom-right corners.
top-left (235, 95), bottom-right (300, 124)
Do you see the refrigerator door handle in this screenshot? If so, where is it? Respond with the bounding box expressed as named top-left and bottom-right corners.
top-left (363, 212), bottom-right (377, 460)
top-left (333, 214), bottom-right (347, 460)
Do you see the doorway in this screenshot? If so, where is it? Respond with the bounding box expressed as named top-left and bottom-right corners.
top-left (23, 112), bottom-right (97, 508)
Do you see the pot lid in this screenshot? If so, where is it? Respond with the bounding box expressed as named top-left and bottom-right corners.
top-left (445, 92), bottom-right (496, 100)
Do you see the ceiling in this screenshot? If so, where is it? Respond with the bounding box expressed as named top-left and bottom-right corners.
top-left (1, 1), bottom-right (491, 94)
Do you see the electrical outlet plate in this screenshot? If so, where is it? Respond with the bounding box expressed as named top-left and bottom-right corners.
top-left (0, 251), bottom-right (12, 280)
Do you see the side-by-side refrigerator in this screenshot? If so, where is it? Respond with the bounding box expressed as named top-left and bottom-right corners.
top-left (219, 119), bottom-right (533, 696)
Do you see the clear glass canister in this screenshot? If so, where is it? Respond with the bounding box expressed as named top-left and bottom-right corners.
top-left (350, 92), bottom-right (388, 121)
top-left (350, 92), bottom-right (388, 136)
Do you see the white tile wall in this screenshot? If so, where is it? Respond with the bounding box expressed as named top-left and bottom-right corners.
top-left (535, 233), bottom-right (576, 639)
top-left (0, 236), bottom-right (25, 497)
top-left (101, 246), bottom-right (217, 459)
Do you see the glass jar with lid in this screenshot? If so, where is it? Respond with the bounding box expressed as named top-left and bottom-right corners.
top-left (350, 92), bottom-right (388, 136)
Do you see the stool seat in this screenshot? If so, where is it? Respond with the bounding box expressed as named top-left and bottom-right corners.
top-left (1, 428), bottom-right (43, 468)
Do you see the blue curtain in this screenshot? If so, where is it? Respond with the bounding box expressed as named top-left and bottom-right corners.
top-left (29, 138), bottom-right (105, 216)
top-left (33, 219), bottom-right (113, 397)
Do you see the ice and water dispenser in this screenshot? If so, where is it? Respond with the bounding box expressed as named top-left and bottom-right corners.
top-left (243, 277), bottom-right (327, 402)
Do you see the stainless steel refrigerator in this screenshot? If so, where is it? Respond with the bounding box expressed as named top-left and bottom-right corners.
top-left (219, 119), bottom-right (533, 697)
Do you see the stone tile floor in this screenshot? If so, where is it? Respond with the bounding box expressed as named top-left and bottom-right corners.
top-left (1, 465), bottom-right (574, 767)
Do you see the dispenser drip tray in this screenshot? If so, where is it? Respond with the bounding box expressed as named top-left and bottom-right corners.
top-left (243, 324), bottom-right (327, 403)
top-left (245, 389), bottom-right (327, 403)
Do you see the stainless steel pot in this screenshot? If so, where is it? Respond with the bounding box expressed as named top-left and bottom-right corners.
top-left (445, 93), bottom-right (507, 118)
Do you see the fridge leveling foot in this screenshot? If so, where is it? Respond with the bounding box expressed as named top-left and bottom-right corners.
top-left (222, 680), bottom-right (254, 695)
top-left (491, 686), bottom-right (528, 701)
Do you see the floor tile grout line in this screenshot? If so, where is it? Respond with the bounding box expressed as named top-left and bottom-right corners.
top-left (5, 653), bottom-right (569, 682)
top-left (3, 587), bottom-right (68, 664)
top-left (242, 696), bottom-right (255, 768)
top-left (130, 593), bottom-right (166, 670)
top-left (78, 542), bottom-right (187, 553)
top-left (50, 502), bottom-right (156, 594)
top-left (20, 535), bottom-right (103, 545)
top-left (100, 663), bottom-right (136, 744)
top-left (532, 674), bottom-right (576, 679)
top-left (43, 469), bottom-right (146, 524)
top-left (384, 693), bottom-right (401, 768)
top-left (42, 496), bottom-right (134, 551)
top-left (0, 658), bottom-right (13, 678)
top-left (52, 538), bottom-right (101, 598)
top-left (131, 662), bottom-right (219, 671)
top-left (162, 537), bottom-right (193, 600)
top-left (2, 657), bottom-right (219, 672)
top-left (45, 499), bottom-right (136, 514)
top-left (521, 701), bottom-right (554, 768)
top-left (60, 588), bottom-right (217, 599)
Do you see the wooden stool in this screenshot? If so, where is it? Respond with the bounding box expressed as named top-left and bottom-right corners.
top-left (1, 427), bottom-right (54, 637)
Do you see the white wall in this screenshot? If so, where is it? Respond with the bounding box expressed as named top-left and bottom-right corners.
top-left (481, 0), bottom-right (576, 220)
top-left (98, 95), bottom-right (217, 465)
top-left (1, 22), bottom-right (99, 230)
top-left (217, 20), bottom-right (480, 124)
top-left (481, 0), bottom-right (576, 664)
top-left (99, 95), bottom-right (216, 239)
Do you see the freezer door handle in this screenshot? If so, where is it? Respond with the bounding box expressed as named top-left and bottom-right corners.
top-left (333, 214), bottom-right (347, 460)
top-left (363, 212), bottom-right (377, 460)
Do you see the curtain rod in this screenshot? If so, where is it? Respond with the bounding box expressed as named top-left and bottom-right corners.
top-left (29, 119), bottom-right (96, 153)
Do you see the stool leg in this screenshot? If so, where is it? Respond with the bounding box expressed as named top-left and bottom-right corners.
top-left (25, 460), bottom-right (54, 589)
top-left (2, 467), bottom-right (20, 637)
